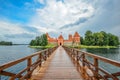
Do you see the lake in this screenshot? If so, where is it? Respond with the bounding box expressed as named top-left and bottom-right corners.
top-left (0, 45), bottom-right (42, 80)
top-left (81, 48), bottom-right (120, 75)
top-left (0, 45), bottom-right (120, 79)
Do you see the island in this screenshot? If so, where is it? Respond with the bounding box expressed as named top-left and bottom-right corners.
top-left (29, 31), bottom-right (119, 49)
top-left (0, 41), bottom-right (12, 45)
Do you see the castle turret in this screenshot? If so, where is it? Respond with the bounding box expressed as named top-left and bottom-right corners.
top-left (58, 35), bottom-right (64, 46)
top-left (69, 34), bottom-right (72, 41)
top-left (73, 32), bottom-right (80, 45)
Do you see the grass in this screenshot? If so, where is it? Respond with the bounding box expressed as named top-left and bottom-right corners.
top-left (29, 44), bottom-right (56, 49)
top-left (70, 45), bottom-right (118, 48)
top-left (29, 44), bottom-right (118, 49)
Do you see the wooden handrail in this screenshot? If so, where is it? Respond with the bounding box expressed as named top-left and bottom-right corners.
top-left (0, 46), bottom-right (58, 80)
top-left (63, 46), bottom-right (120, 80)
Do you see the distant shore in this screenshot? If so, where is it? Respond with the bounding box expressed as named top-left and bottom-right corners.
top-left (70, 45), bottom-right (118, 48)
top-left (29, 44), bottom-right (55, 49)
top-left (29, 44), bottom-right (118, 49)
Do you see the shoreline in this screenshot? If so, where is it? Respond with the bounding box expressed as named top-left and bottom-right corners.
top-left (70, 45), bottom-right (118, 48)
top-left (29, 44), bottom-right (55, 49)
top-left (29, 45), bottom-right (118, 49)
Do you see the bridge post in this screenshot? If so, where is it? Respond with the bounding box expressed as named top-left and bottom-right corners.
top-left (44, 51), bottom-right (47, 61)
top-left (76, 51), bottom-right (80, 72)
top-left (94, 58), bottom-right (99, 80)
top-left (39, 53), bottom-right (42, 67)
top-left (27, 57), bottom-right (32, 79)
top-left (82, 54), bottom-right (86, 79)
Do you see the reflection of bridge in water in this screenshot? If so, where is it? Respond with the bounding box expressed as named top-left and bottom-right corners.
top-left (0, 46), bottom-right (120, 80)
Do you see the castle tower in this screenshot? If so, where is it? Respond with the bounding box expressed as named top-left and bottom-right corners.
top-left (69, 34), bottom-right (72, 41)
top-left (46, 33), bottom-right (57, 45)
top-left (58, 35), bottom-right (64, 46)
top-left (73, 32), bottom-right (80, 45)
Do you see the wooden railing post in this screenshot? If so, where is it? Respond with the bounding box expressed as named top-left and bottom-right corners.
top-left (47, 49), bottom-right (50, 57)
top-left (77, 51), bottom-right (79, 62)
top-left (44, 51), bottom-right (47, 61)
top-left (94, 58), bottom-right (99, 80)
top-left (82, 54), bottom-right (86, 78)
top-left (27, 57), bottom-right (32, 79)
top-left (39, 53), bottom-right (42, 67)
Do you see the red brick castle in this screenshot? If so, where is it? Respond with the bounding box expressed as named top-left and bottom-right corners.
top-left (46, 32), bottom-right (80, 46)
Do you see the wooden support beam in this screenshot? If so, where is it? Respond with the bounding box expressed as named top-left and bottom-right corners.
top-left (94, 58), bottom-right (99, 80)
top-left (27, 57), bottom-right (32, 78)
top-left (0, 71), bottom-right (16, 77)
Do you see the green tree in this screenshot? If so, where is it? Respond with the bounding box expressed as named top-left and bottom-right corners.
top-left (107, 33), bottom-right (119, 46)
top-left (29, 34), bottom-right (48, 46)
top-left (80, 36), bottom-right (84, 45)
top-left (85, 30), bottom-right (93, 45)
top-left (100, 31), bottom-right (108, 46)
top-left (93, 33), bottom-right (98, 46)
top-left (97, 32), bottom-right (104, 46)
top-left (84, 30), bottom-right (119, 46)
top-left (0, 41), bottom-right (12, 45)
top-left (30, 40), bottom-right (36, 46)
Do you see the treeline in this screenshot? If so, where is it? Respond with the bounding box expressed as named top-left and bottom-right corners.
top-left (81, 30), bottom-right (119, 46)
top-left (0, 41), bottom-right (12, 45)
top-left (30, 34), bottom-right (48, 46)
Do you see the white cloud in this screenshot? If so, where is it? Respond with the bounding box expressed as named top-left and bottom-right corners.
top-left (34, 0), bottom-right (45, 4)
top-left (1, 0), bottom-right (119, 44)
top-left (0, 20), bottom-right (30, 35)
top-left (29, 0), bottom-right (95, 34)
top-left (0, 20), bottom-right (36, 43)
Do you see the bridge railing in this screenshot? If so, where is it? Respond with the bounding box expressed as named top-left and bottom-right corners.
top-left (0, 46), bottom-right (58, 80)
top-left (63, 46), bottom-right (120, 80)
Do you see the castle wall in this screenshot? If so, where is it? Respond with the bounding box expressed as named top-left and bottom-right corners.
top-left (64, 41), bottom-right (73, 46)
top-left (49, 42), bottom-right (58, 45)
top-left (46, 32), bottom-right (80, 46)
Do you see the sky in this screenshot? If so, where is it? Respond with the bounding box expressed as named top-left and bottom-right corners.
top-left (0, 0), bottom-right (120, 44)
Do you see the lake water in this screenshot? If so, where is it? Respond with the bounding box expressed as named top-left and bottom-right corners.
top-left (81, 48), bottom-right (120, 76)
top-left (0, 45), bottom-right (42, 80)
top-left (0, 45), bottom-right (120, 79)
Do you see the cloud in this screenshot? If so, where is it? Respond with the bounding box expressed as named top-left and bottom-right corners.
top-left (29, 0), bottom-right (95, 34)
top-left (4, 33), bottom-right (34, 38)
top-left (60, 18), bottom-right (88, 29)
top-left (76, 0), bottom-right (120, 37)
top-left (0, 0), bottom-right (120, 44)
top-left (37, 0), bottom-right (45, 4)
top-left (0, 20), bottom-right (36, 44)
top-left (0, 21), bottom-right (27, 34)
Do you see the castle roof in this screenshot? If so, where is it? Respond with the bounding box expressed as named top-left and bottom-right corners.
top-left (69, 34), bottom-right (72, 36)
top-left (58, 35), bottom-right (64, 39)
top-left (74, 32), bottom-right (80, 37)
top-left (46, 33), bottom-right (51, 38)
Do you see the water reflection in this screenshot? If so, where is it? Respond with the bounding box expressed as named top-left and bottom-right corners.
top-left (0, 45), bottom-right (43, 79)
top-left (81, 48), bottom-right (120, 61)
top-left (81, 48), bottom-right (120, 73)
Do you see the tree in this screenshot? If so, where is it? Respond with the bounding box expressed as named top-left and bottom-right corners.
top-left (80, 37), bottom-right (84, 45)
top-left (93, 33), bottom-right (98, 46)
top-left (100, 31), bottom-right (108, 46)
top-left (97, 32), bottom-right (104, 46)
top-left (30, 40), bottom-right (36, 46)
top-left (0, 41), bottom-right (12, 45)
top-left (107, 33), bottom-right (119, 46)
top-left (83, 30), bottom-right (119, 46)
top-left (29, 34), bottom-right (48, 46)
top-left (85, 30), bottom-right (93, 45)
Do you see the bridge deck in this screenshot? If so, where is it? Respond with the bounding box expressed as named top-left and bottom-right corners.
top-left (31, 46), bottom-right (83, 80)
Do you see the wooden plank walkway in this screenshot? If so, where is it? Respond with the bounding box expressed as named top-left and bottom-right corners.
top-left (31, 46), bottom-right (83, 80)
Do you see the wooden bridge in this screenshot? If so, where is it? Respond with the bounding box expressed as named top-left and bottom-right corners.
top-left (0, 46), bottom-right (120, 80)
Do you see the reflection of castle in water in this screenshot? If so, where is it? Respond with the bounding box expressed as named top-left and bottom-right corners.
top-left (46, 32), bottom-right (80, 46)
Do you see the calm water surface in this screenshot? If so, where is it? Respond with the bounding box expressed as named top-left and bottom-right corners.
top-left (0, 45), bottom-right (43, 80)
top-left (81, 48), bottom-right (120, 74)
top-left (0, 45), bottom-right (120, 79)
